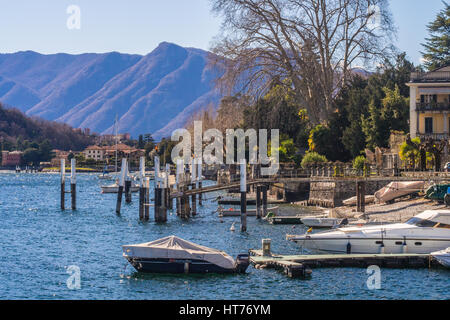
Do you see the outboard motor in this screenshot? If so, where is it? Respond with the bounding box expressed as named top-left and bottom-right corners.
top-left (235, 254), bottom-right (250, 273)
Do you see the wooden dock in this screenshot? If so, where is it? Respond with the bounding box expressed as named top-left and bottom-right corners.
top-left (249, 249), bottom-right (440, 270)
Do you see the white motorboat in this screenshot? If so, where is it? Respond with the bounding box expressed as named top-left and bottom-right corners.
top-left (101, 181), bottom-right (139, 193)
top-left (288, 210), bottom-right (450, 254)
top-left (122, 236), bottom-right (249, 274)
top-left (300, 217), bottom-right (348, 228)
top-left (431, 247), bottom-right (450, 268)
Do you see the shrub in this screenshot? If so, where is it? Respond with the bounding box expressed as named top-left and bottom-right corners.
top-left (301, 151), bottom-right (328, 168)
top-left (352, 155), bottom-right (366, 171)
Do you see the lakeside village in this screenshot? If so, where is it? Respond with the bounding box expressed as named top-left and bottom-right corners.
top-left (1, 3), bottom-right (450, 279)
top-left (1, 66), bottom-right (450, 277)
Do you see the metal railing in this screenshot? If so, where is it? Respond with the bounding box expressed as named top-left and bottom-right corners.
top-left (416, 102), bottom-right (450, 111)
top-left (411, 71), bottom-right (450, 82)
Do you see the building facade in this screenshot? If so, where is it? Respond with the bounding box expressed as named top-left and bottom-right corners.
top-left (1, 151), bottom-right (23, 167)
top-left (83, 146), bottom-right (105, 161)
top-left (407, 66), bottom-right (450, 140)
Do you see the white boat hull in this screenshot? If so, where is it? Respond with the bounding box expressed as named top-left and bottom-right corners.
top-left (294, 236), bottom-right (450, 254)
top-left (300, 217), bottom-right (344, 228)
top-left (101, 186), bottom-right (139, 193)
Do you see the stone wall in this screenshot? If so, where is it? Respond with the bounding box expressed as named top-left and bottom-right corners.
top-left (309, 179), bottom-right (388, 207)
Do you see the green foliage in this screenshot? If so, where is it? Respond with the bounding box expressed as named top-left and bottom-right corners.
top-left (300, 151), bottom-right (328, 168)
top-left (421, 1), bottom-right (450, 70)
top-left (243, 81), bottom-right (310, 149)
top-left (308, 124), bottom-right (336, 160)
top-left (352, 155), bottom-right (366, 171)
top-left (278, 137), bottom-right (297, 163)
top-left (361, 85), bottom-right (409, 150)
top-left (22, 148), bottom-right (41, 165)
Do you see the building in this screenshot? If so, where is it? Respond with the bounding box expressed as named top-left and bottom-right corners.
top-left (103, 143), bottom-right (145, 166)
top-left (50, 150), bottom-right (71, 166)
top-left (83, 145), bottom-right (105, 161)
top-left (1, 151), bottom-right (23, 167)
top-left (407, 66), bottom-right (450, 140)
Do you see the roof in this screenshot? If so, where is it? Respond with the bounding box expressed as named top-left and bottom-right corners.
top-left (85, 145), bottom-right (103, 151)
top-left (410, 66), bottom-right (450, 83)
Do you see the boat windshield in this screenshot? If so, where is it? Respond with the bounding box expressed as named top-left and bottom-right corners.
top-left (405, 217), bottom-right (450, 228)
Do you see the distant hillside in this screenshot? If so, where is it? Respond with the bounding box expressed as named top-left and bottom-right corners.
top-left (0, 103), bottom-right (94, 151)
top-left (0, 42), bottom-right (223, 139)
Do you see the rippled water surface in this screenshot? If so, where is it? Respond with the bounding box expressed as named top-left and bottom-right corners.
top-left (0, 173), bottom-right (449, 300)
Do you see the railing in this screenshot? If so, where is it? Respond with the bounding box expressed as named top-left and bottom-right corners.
top-left (411, 71), bottom-right (450, 82)
top-left (416, 132), bottom-right (449, 140)
top-left (416, 102), bottom-right (450, 112)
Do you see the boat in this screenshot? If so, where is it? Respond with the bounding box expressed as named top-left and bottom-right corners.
top-left (218, 206), bottom-right (280, 217)
top-left (122, 236), bottom-right (250, 274)
top-left (98, 166), bottom-right (114, 180)
top-left (425, 184), bottom-right (450, 202)
top-left (101, 181), bottom-right (140, 193)
top-left (300, 217), bottom-right (348, 228)
top-left (342, 195), bottom-right (375, 206)
top-left (375, 181), bottom-right (425, 203)
top-left (288, 210), bottom-right (450, 254)
top-left (431, 247), bottom-right (450, 268)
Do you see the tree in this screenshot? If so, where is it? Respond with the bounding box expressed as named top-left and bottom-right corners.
top-left (210, 0), bottom-right (394, 124)
top-left (421, 1), bottom-right (450, 70)
top-left (22, 148), bottom-right (41, 165)
top-left (308, 124), bottom-right (335, 160)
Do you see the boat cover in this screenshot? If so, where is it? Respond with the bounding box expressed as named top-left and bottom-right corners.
top-left (374, 181), bottom-right (425, 202)
top-left (415, 210), bottom-right (450, 225)
top-left (122, 236), bottom-right (236, 269)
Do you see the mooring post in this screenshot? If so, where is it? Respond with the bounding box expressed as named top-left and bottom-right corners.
top-left (60, 159), bottom-right (65, 211)
top-left (256, 185), bottom-right (261, 219)
top-left (125, 163), bottom-right (132, 204)
top-left (356, 180), bottom-right (366, 214)
top-left (240, 159), bottom-right (247, 232)
top-left (175, 159), bottom-right (182, 216)
top-left (70, 158), bottom-right (76, 210)
top-left (165, 164), bottom-right (171, 209)
top-left (262, 184), bottom-right (268, 218)
top-left (139, 157), bottom-right (145, 221)
top-left (116, 158), bottom-right (127, 215)
top-left (191, 158), bottom-right (197, 216)
top-left (144, 177), bottom-right (150, 221)
top-left (198, 158), bottom-right (203, 206)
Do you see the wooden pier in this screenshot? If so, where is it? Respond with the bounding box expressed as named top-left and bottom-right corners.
top-left (249, 249), bottom-right (440, 270)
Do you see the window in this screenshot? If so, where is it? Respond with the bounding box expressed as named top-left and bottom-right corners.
top-left (406, 217), bottom-right (438, 227)
top-left (425, 117), bottom-right (433, 134)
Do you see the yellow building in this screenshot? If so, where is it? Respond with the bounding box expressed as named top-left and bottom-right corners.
top-left (407, 66), bottom-right (450, 140)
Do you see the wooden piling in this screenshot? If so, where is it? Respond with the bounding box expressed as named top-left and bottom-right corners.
top-left (262, 185), bottom-right (268, 218)
top-left (198, 158), bottom-right (203, 206)
top-left (191, 158), bottom-right (197, 216)
top-left (116, 158), bottom-right (127, 215)
top-left (70, 159), bottom-right (76, 210)
top-left (139, 157), bottom-right (145, 220)
top-left (144, 177), bottom-right (150, 221)
top-left (240, 159), bottom-right (247, 232)
top-left (356, 180), bottom-right (366, 213)
top-left (256, 185), bottom-right (261, 219)
top-left (60, 159), bottom-right (65, 211)
top-left (125, 179), bottom-right (132, 203)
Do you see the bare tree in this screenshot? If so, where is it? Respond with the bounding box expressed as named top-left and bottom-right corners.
top-left (210, 0), bottom-right (395, 123)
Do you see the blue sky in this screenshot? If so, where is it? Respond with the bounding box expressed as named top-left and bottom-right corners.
top-left (0, 0), bottom-right (446, 65)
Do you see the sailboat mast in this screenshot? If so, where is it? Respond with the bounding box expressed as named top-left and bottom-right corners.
top-left (115, 115), bottom-right (118, 173)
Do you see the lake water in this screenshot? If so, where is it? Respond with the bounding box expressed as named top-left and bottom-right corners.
top-left (0, 173), bottom-right (448, 300)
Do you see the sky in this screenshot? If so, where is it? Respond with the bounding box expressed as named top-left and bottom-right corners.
top-left (0, 0), bottom-right (446, 65)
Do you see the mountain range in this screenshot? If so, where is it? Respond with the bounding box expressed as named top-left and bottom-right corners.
top-left (0, 42), bottom-right (223, 140)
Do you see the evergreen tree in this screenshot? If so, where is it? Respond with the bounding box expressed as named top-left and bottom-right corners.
top-left (421, 1), bottom-right (450, 70)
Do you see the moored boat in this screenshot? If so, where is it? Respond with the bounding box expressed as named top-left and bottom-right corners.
top-left (101, 182), bottom-right (139, 193)
top-left (300, 217), bottom-right (348, 228)
top-left (431, 247), bottom-right (450, 268)
top-left (289, 210), bottom-right (450, 254)
top-left (375, 181), bottom-right (425, 203)
top-left (122, 236), bottom-right (249, 274)
top-left (218, 206), bottom-right (279, 217)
